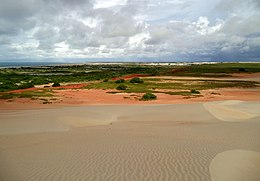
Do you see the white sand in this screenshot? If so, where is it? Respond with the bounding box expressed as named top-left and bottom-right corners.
top-left (210, 149), bottom-right (260, 181)
top-left (0, 102), bottom-right (260, 180)
top-left (203, 100), bottom-right (260, 122)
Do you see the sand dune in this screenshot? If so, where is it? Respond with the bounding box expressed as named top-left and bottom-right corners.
top-left (210, 149), bottom-right (260, 181)
top-left (0, 104), bottom-right (215, 135)
top-left (203, 100), bottom-right (260, 122)
top-left (0, 102), bottom-right (260, 180)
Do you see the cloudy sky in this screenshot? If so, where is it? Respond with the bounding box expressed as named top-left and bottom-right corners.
top-left (0, 0), bottom-right (260, 62)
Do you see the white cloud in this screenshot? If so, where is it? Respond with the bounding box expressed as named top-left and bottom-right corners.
top-left (94, 0), bottom-right (127, 9)
top-left (0, 0), bottom-right (259, 61)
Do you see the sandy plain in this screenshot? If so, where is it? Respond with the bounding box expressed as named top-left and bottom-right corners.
top-left (0, 100), bottom-right (260, 181)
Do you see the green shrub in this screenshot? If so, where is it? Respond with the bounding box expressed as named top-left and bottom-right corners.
top-left (190, 89), bottom-right (200, 94)
top-left (18, 82), bottom-right (34, 89)
top-left (115, 79), bottom-right (125, 83)
top-left (130, 77), bottom-right (144, 83)
top-left (116, 84), bottom-right (127, 90)
top-left (31, 78), bottom-right (49, 85)
top-left (239, 68), bottom-right (246, 72)
top-left (0, 82), bottom-right (18, 91)
top-left (103, 79), bottom-right (109, 82)
top-left (52, 82), bottom-right (60, 87)
top-left (141, 93), bottom-right (157, 101)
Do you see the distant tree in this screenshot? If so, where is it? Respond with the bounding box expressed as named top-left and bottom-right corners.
top-left (239, 68), bottom-right (246, 72)
top-left (52, 82), bottom-right (60, 87)
top-left (130, 77), bottom-right (144, 83)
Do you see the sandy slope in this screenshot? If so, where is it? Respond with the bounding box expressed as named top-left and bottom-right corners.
top-left (0, 102), bottom-right (260, 181)
top-left (210, 150), bottom-right (260, 181)
top-left (203, 100), bottom-right (260, 122)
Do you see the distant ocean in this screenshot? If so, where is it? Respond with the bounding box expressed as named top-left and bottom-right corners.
top-left (0, 60), bottom-right (259, 68)
top-left (0, 62), bottom-right (69, 68)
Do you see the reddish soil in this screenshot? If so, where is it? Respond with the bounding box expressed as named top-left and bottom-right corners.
top-left (112, 74), bottom-right (150, 80)
top-left (1, 87), bottom-right (259, 110)
top-left (1, 74), bottom-right (259, 110)
top-left (7, 83), bottom-right (88, 94)
top-left (54, 83), bottom-right (87, 89)
top-left (9, 87), bottom-right (41, 93)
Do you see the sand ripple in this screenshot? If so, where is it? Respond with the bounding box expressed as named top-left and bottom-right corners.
top-left (1, 103), bottom-right (260, 180)
top-left (210, 149), bottom-right (260, 181)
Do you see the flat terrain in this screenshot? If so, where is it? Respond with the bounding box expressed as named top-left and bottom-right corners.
top-left (0, 102), bottom-right (260, 181)
top-left (0, 63), bottom-right (260, 180)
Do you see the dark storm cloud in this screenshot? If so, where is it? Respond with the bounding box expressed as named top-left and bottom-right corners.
top-left (0, 0), bottom-right (259, 61)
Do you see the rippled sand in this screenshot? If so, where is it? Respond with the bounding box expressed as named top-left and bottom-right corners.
top-left (210, 149), bottom-right (260, 181)
top-left (0, 101), bottom-right (260, 181)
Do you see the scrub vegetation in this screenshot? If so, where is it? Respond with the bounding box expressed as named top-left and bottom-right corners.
top-left (0, 63), bottom-right (259, 100)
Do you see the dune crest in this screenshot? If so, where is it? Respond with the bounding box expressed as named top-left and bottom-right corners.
top-left (203, 100), bottom-right (260, 122)
top-left (210, 149), bottom-right (260, 181)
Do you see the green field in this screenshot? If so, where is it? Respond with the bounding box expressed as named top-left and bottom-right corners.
top-left (0, 62), bottom-right (259, 101)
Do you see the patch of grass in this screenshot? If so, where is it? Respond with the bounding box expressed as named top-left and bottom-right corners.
top-left (18, 82), bottom-right (34, 89)
top-left (164, 91), bottom-right (193, 96)
top-left (0, 90), bottom-right (53, 100)
top-left (116, 84), bottom-right (127, 90)
top-left (141, 93), bottom-right (157, 101)
top-left (83, 78), bottom-right (258, 95)
top-left (115, 79), bottom-right (125, 83)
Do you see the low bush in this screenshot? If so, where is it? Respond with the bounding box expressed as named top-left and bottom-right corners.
top-left (115, 79), bottom-right (125, 83)
top-left (238, 68), bottom-right (246, 72)
top-left (116, 84), bottom-right (127, 90)
top-left (190, 89), bottom-right (200, 94)
top-left (52, 82), bottom-right (60, 87)
top-left (18, 82), bottom-right (34, 89)
top-left (141, 93), bottom-right (157, 101)
top-left (130, 77), bottom-right (144, 83)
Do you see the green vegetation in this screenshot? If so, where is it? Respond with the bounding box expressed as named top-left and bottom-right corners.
top-left (141, 93), bottom-right (157, 101)
top-left (52, 82), bottom-right (60, 87)
top-left (0, 90), bottom-right (53, 100)
top-left (130, 77), bottom-right (144, 83)
top-left (116, 84), bottom-right (127, 90)
top-left (190, 89), bottom-right (200, 94)
top-left (115, 79), bottom-right (125, 83)
top-left (85, 78), bottom-right (258, 94)
top-left (18, 82), bottom-right (34, 89)
top-left (0, 63), bottom-right (259, 100)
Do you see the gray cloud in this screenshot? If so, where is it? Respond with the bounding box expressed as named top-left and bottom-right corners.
top-left (0, 0), bottom-right (260, 61)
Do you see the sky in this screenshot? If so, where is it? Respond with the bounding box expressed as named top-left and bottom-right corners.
top-left (0, 0), bottom-right (260, 62)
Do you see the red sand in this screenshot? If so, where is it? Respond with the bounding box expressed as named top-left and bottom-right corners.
top-left (54, 83), bottom-right (87, 89)
top-left (1, 74), bottom-right (259, 110)
top-left (0, 87), bottom-right (259, 110)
